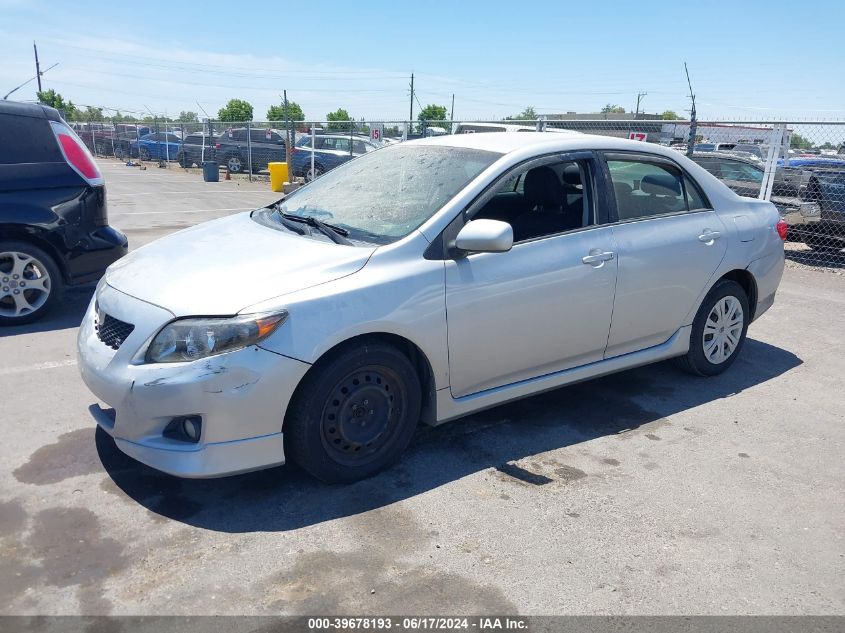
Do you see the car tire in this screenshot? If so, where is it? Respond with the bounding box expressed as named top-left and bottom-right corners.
top-left (179, 155), bottom-right (190, 168)
top-left (226, 155), bottom-right (244, 173)
top-left (0, 241), bottom-right (63, 326)
top-left (284, 340), bottom-right (422, 483)
top-left (114, 145), bottom-right (126, 161)
top-left (674, 279), bottom-right (749, 377)
top-left (306, 164), bottom-right (324, 182)
top-left (139, 147), bottom-right (151, 161)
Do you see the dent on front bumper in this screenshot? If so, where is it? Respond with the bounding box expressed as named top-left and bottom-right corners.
top-left (77, 284), bottom-right (311, 478)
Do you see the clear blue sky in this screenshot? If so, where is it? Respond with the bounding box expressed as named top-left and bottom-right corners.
top-left (2, 0), bottom-right (843, 121)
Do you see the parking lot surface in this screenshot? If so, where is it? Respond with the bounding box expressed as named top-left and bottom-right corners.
top-left (1, 161), bottom-right (843, 615)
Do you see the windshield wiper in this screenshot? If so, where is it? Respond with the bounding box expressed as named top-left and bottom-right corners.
top-left (279, 211), bottom-right (352, 245)
top-left (271, 209), bottom-right (307, 235)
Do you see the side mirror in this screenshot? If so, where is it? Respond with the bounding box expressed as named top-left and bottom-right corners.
top-left (453, 219), bottom-right (514, 255)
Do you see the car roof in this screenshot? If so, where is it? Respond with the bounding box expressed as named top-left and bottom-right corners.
top-left (410, 131), bottom-right (686, 158)
top-left (0, 100), bottom-right (62, 121)
top-left (691, 151), bottom-right (761, 165)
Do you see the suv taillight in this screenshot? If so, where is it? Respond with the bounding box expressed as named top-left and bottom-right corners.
top-left (776, 219), bottom-right (788, 241)
top-left (50, 121), bottom-right (104, 186)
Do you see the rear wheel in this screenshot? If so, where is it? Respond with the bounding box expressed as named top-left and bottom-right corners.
top-left (285, 341), bottom-right (421, 483)
top-left (226, 155), bottom-right (244, 173)
top-left (674, 280), bottom-right (749, 377)
top-left (0, 241), bottom-right (63, 326)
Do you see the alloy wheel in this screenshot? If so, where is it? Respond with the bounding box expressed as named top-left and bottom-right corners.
top-left (702, 296), bottom-right (744, 364)
top-left (0, 251), bottom-right (52, 318)
top-left (227, 156), bottom-right (242, 172)
top-left (306, 166), bottom-right (324, 182)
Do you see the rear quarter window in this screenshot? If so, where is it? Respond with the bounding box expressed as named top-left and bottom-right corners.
top-left (0, 113), bottom-right (63, 164)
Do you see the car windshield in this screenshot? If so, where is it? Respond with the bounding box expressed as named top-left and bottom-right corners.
top-left (272, 144), bottom-right (500, 244)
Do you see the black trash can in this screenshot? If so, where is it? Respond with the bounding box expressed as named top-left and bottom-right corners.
top-left (202, 160), bottom-right (219, 182)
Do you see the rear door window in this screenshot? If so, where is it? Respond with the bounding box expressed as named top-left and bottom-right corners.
top-left (606, 158), bottom-right (710, 220)
top-left (0, 114), bottom-right (62, 164)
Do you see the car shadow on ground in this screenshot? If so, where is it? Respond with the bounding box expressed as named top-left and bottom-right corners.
top-left (96, 338), bottom-right (801, 533)
top-left (785, 243), bottom-right (844, 269)
top-left (0, 284), bottom-right (94, 337)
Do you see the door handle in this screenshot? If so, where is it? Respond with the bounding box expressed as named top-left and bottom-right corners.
top-left (582, 249), bottom-right (615, 266)
top-left (698, 230), bottom-right (721, 243)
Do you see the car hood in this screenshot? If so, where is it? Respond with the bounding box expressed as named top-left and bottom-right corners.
top-left (105, 212), bottom-right (375, 316)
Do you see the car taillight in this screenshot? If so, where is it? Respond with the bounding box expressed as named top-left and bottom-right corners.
top-left (291, 145), bottom-right (298, 154)
top-left (776, 219), bottom-right (788, 241)
top-left (50, 121), bottom-right (104, 186)
top-left (215, 143), bottom-right (221, 150)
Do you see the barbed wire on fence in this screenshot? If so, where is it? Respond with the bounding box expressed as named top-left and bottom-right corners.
top-left (73, 115), bottom-right (845, 267)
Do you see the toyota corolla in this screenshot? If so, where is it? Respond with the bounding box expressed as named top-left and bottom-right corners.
top-left (78, 133), bottom-right (785, 483)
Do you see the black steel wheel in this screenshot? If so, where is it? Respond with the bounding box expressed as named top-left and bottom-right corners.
top-left (285, 341), bottom-right (421, 483)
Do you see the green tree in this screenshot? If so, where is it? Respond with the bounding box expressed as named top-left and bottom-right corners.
top-left (790, 133), bottom-right (813, 149)
top-left (326, 108), bottom-right (353, 131)
top-left (267, 101), bottom-right (305, 122)
top-left (217, 99), bottom-right (254, 122)
top-left (417, 103), bottom-right (447, 122)
top-left (83, 106), bottom-right (104, 121)
top-left (661, 110), bottom-right (681, 120)
top-left (177, 111), bottom-right (198, 122)
top-left (506, 106), bottom-right (537, 120)
top-left (601, 104), bottom-right (626, 114)
top-left (36, 89), bottom-right (78, 119)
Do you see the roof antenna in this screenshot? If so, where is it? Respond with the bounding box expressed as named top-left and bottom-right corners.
top-left (684, 62), bottom-right (697, 157)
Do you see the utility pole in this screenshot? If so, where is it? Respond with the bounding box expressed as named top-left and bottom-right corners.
top-left (634, 92), bottom-right (647, 118)
top-left (33, 41), bottom-right (42, 94)
top-left (283, 90), bottom-right (291, 167)
top-left (450, 93), bottom-right (455, 123)
top-left (409, 73), bottom-right (414, 124)
top-left (684, 63), bottom-right (697, 158)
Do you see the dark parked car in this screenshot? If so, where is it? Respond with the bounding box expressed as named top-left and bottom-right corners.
top-left (176, 132), bottom-right (220, 168)
top-left (0, 101), bottom-right (127, 325)
top-left (291, 134), bottom-right (379, 180)
top-left (691, 152), bottom-right (823, 245)
top-left (72, 123), bottom-right (152, 159)
top-left (789, 159), bottom-right (845, 252)
top-left (215, 127), bottom-right (286, 173)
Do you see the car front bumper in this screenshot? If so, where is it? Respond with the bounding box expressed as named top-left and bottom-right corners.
top-left (77, 283), bottom-right (311, 478)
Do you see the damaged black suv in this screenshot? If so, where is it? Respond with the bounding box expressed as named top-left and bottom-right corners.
top-left (0, 100), bottom-right (127, 325)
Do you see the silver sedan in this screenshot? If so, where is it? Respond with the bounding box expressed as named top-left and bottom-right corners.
top-left (77, 133), bottom-right (785, 482)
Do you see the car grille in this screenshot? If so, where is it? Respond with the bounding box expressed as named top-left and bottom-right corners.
top-left (95, 311), bottom-right (135, 350)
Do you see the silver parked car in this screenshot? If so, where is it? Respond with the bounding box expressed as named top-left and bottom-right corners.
top-left (78, 133), bottom-right (786, 483)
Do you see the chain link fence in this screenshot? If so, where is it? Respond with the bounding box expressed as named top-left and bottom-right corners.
top-left (75, 116), bottom-right (845, 268)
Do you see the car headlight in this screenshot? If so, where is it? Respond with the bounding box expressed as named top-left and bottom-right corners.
top-left (145, 311), bottom-right (288, 363)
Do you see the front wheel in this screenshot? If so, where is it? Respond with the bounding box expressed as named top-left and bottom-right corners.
top-left (305, 164), bottom-right (325, 182)
top-left (139, 147), bottom-right (151, 161)
top-left (0, 242), bottom-right (63, 326)
top-left (674, 280), bottom-right (749, 377)
top-left (284, 341), bottom-right (422, 483)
